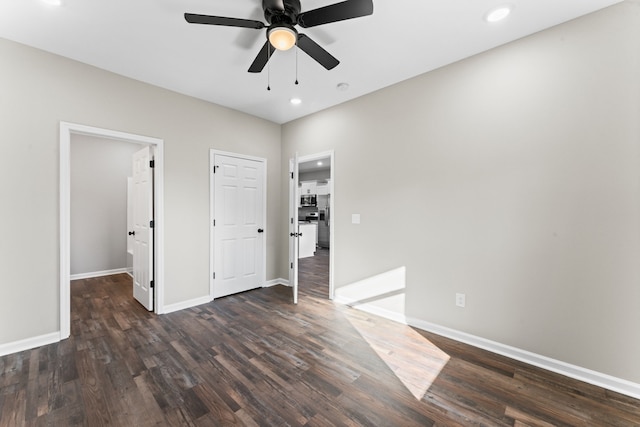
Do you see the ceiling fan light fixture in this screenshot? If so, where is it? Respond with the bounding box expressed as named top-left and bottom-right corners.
top-left (268, 26), bottom-right (297, 51)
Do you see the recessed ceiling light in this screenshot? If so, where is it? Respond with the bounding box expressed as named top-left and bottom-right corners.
top-left (485, 5), bottom-right (512, 23)
top-left (317, 161), bottom-right (323, 166)
top-left (336, 82), bottom-right (349, 92)
top-left (41, 0), bottom-right (62, 6)
top-left (290, 98), bottom-right (302, 105)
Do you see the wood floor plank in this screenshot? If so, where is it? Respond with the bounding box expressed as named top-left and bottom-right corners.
top-left (131, 371), bottom-right (167, 426)
top-left (1, 265), bottom-right (639, 425)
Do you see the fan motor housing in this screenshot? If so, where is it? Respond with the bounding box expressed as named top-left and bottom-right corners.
top-left (263, 0), bottom-right (301, 25)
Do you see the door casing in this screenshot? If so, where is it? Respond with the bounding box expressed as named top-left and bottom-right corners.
top-left (289, 155), bottom-right (299, 303)
top-left (60, 122), bottom-right (165, 339)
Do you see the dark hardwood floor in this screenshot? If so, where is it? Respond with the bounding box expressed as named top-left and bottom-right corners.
top-left (1, 253), bottom-right (639, 426)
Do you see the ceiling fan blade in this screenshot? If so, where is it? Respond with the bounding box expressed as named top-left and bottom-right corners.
top-left (248, 41), bottom-right (276, 73)
top-left (297, 0), bottom-right (373, 28)
top-left (184, 13), bottom-right (265, 29)
top-left (297, 34), bottom-right (339, 70)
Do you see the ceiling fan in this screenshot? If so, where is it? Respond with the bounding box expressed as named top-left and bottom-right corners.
top-left (184, 0), bottom-right (374, 73)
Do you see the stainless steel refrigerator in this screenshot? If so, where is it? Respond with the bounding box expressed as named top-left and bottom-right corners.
top-left (317, 194), bottom-right (330, 248)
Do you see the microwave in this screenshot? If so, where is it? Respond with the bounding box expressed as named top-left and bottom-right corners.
top-left (301, 194), bottom-right (317, 206)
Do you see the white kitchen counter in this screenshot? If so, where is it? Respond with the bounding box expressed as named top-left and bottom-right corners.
top-left (298, 223), bottom-right (317, 258)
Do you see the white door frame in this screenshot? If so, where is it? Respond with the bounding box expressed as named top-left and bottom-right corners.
top-left (289, 155), bottom-right (299, 304)
top-left (296, 150), bottom-right (335, 299)
top-left (209, 149), bottom-right (267, 300)
top-left (59, 122), bottom-right (165, 339)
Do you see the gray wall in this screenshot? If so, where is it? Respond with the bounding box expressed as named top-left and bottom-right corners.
top-left (0, 37), bottom-right (282, 345)
top-left (282, 1), bottom-right (640, 383)
top-left (70, 135), bottom-right (140, 276)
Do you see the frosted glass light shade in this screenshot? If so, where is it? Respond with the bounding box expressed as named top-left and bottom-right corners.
top-left (268, 27), bottom-right (297, 51)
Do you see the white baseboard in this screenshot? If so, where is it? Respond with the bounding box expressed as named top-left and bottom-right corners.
top-left (334, 297), bottom-right (640, 400)
top-left (70, 267), bottom-right (132, 281)
top-left (164, 279), bottom-right (290, 315)
top-left (162, 295), bottom-right (212, 314)
top-left (334, 295), bottom-right (408, 325)
top-left (0, 332), bottom-right (61, 357)
top-left (407, 317), bottom-right (640, 400)
top-left (264, 278), bottom-right (290, 287)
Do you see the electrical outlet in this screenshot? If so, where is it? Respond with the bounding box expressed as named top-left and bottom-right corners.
top-left (455, 293), bottom-right (466, 308)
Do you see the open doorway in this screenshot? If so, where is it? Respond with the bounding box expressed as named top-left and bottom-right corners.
top-left (59, 122), bottom-right (165, 340)
top-left (69, 135), bottom-right (140, 281)
top-left (294, 151), bottom-right (334, 300)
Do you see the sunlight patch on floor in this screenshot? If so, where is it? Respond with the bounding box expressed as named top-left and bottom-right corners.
top-left (345, 312), bottom-right (450, 400)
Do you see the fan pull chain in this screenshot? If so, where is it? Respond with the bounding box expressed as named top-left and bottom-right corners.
top-left (295, 38), bottom-right (299, 85)
top-left (267, 42), bottom-right (271, 91)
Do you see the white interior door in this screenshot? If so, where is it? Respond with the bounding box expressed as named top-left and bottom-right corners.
top-left (213, 153), bottom-right (265, 298)
top-left (132, 146), bottom-right (154, 311)
top-left (289, 155), bottom-right (299, 304)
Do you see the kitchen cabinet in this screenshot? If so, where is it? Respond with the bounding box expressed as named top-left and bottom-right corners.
top-left (300, 181), bottom-right (317, 195)
top-left (316, 181), bottom-right (330, 195)
top-left (298, 222), bottom-right (317, 258)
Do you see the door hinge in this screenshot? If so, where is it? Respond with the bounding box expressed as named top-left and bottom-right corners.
top-left (290, 262), bottom-right (293, 269)
top-left (150, 280), bottom-right (154, 289)
top-left (291, 218), bottom-right (293, 224)
top-left (291, 172), bottom-right (294, 179)
top-left (213, 272), bottom-right (216, 280)
top-left (150, 220), bottom-right (154, 228)
top-left (213, 165), bottom-right (219, 174)
top-left (213, 219), bottom-right (216, 226)
top-left (149, 160), bottom-right (155, 168)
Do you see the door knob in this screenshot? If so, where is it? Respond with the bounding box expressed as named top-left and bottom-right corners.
top-left (128, 231), bottom-right (135, 236)
top-left (258, 228), bottom-right (264, 233)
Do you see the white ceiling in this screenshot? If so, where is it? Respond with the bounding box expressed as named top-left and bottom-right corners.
top-left (299, 157), bottom-right (330, 173)
top-left (0, 0), bottom-right (622, 124)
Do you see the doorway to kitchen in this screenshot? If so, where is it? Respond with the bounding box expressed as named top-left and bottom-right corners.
top-left (293, 151), bottom-right (334, 300)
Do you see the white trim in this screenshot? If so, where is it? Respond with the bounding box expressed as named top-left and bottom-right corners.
top-left (209, 149), bottom-right (214, 300)
top-left (60, 122), bottom-right (166, 339)
top-left (163, 296), bottom-right (212, 314)
top-left (264, 278), bottom-right (290, 288)
top-left (210, 150), bottom-right (268, 301)
top-left (210, 149), bottom-right (267, 164)
top-left (334, 295), bottom-right (408, 325)
top-left (296, 150), bottom-right (335, 299)
top-left (332, 293), bottom-right (640, 400)
top-left (60, 124), bottom-right (71, 339)
top-left (70, 268), bottom-right (132, 281)
top-left (0, 332), bottom-right (61, 357)
top-left (406, 317), bottom-right (640, 400)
